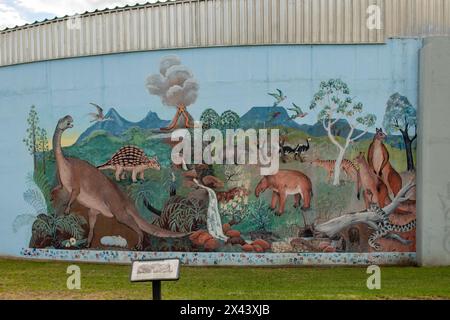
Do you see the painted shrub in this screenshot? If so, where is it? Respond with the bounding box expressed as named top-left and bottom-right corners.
top-left (4, 40), bottom-right (420, 259)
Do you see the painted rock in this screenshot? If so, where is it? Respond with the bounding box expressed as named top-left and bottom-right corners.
top-left (202, 175), bottom-right (225, 189)
top-left (189, 230), bottom-right (204, 241)
top-left (252, 244), bottom-right (264, 253)
top-left (242, 244), bottom-right (254, 252)
top-left (251, 239), bottom-right (271, 250)
top-left (225, 230), bottom-right (241, 238)
top-left (204, 239), bottom-right (221, 251)
top-left (227, 237), bottom-right (246, 245)
top-left (222, 223), bottom-right (231, 233)
top-left (318, 242), bottom-right (331, 250)
top-left (197, 232), bottom-right (213, 246)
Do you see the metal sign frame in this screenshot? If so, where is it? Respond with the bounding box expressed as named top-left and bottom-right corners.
top-left (130, 258), bottom-right (181, 282)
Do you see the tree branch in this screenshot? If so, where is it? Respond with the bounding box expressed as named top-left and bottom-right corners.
top-left (322, 118), bottom-right (328, 131)
top-left (350, 128), bottom-right (369, 142)
top-left (324, 118), bottom-right (343, 150)
top-left (411, 125), bottom-right (417, 142)
top-left (346, 124), bottom-right (355, 140)
top-left (315, 180), bottom-right (416, 237)
top-left (382, 179), bottom-right (416, 215)
top-left (330, 117), bottom-right (341, 126)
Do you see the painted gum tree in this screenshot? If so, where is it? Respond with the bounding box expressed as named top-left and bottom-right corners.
top-left (310, 79), bottom-right (376, 185)
top-left (382, 93), bottom-right (417, 172)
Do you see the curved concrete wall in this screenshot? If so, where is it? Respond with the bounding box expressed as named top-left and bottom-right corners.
top-left (0, 39), bottom-right (422, 265)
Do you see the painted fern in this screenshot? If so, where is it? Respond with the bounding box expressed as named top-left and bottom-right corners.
top-left (29, 213), bottom-right (87, 248)
top-left (13, 176), bottom-right (48, 233)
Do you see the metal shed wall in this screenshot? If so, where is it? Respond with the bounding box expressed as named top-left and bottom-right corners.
top-left (1, 0), bottom-right (449, 67)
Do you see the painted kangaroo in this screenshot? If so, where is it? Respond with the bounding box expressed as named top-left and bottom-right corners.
top-left (52, 116), bottom-right (188, 249)
top-left (255, 170), bottom-right (313, 215)
top-left (354, 152), bottom-right (390, 210)
top-left (368, 128), bottom-right (402, 196)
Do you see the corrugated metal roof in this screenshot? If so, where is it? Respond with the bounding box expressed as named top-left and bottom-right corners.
top-left (0, 0), bottom-right (449, 67)
top-left (385, 0), bottom-right (450, 38)
top-left (0, 1), bottom-right (169, 32)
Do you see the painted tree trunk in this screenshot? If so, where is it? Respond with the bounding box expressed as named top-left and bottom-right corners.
top-left (42, 153), bottom-right (46, 174)
top-left (41, 140), bottom-right (46, 174)
top-left (402, 132), bottom-right (415, 172)
top-left (333, 149), bottom-right (345, 186)
top-left (32, 127), bottom-right (37, 172)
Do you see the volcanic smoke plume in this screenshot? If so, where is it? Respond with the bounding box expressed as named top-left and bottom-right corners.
top-left (146, 55), bottom-right (199, 108)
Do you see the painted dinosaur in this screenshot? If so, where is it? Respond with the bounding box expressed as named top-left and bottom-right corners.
top-left (97, 145), bottom-right (160, 183)
top-left (51, 115), bottom-right (188, 249)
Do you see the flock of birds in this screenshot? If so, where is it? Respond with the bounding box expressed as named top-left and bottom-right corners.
top-left (267, 89), bottom-right (309, 121)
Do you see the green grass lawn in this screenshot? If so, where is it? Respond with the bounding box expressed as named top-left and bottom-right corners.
top-left (0, 258), bottom-right (449, 300)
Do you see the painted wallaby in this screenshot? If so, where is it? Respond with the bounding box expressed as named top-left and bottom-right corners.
top-left (354, 152), bottom-right (390, 210)
top-left (255, 170), bottom-right (313, 215)
top-left (368, 128), bottom-right (402, 196)
top-left (52, 116), bottom-right (188, 249)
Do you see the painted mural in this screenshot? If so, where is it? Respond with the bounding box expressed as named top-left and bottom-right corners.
top-left (13, 54), bottom-right (417, 256)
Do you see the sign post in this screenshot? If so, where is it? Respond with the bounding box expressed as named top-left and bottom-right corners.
top-left (152, 280), bottom-right (161, 300)
top-left (130, 258), bottom-right (180, 300)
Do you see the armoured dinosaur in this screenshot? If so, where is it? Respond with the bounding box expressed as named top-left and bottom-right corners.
top-left (97, 145), bottom-right (160, 183)
top-left (52, 115), bottom-right (188, 249)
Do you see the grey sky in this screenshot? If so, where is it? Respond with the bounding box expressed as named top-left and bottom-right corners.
top-left (0, 0), bottom-right (158, 30)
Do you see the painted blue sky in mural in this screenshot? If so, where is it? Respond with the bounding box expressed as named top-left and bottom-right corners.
top-left (0, 38), bottom-right (422, 255)
top-left (0, 40), bottom-right (421, 143)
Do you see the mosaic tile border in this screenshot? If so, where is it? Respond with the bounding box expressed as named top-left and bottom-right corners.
top-left (20, 248), bottom-right (416, 266)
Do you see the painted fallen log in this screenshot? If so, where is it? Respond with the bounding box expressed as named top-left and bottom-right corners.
top-left (315, 180), bottom-right (416, 237)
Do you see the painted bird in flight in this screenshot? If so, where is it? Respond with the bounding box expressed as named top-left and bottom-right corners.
top-left (268, 89), bottom-right (287, 107)
top-left (288, 103), bottom-right (309, 120)
top-left (88, 103), bottom-right (112, 123)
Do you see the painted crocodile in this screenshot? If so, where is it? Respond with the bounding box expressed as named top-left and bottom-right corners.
top-left (97, 145), bottom-right (160, 182)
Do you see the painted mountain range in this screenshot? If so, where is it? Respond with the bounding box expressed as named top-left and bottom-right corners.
top-left (239, 106), bottom-right (385, 142)
top-left (240, 106), bottom-right (302, 129)
top-left (77, 106), bottom-right (404, 147)
top-left (77, 108), bottom-right (170, 143)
